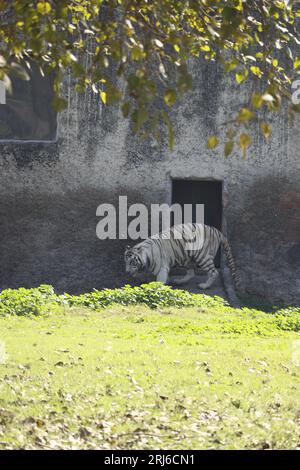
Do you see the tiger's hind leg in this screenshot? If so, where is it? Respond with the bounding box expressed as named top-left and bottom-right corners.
top-left (171, 268), bottom-right (195, 286)
top-left (197, 259), bottom-right (219, 289)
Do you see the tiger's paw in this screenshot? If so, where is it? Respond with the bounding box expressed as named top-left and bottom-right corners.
top-left (198, 282), bottom-right (209, 289)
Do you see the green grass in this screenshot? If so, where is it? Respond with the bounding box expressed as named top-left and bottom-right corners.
top-left (0, 303), bottom-right (300, 450)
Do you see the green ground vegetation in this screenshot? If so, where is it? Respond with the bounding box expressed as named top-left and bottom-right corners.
top-left (0, 284), bottom-right (299, 449)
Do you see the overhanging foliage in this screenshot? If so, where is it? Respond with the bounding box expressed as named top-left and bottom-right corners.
top-left (1, 0), bottom-right (300, 153)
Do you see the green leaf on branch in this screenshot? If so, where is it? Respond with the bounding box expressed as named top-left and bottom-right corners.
top-left (236, 68), bottom-right (248, 84)
top-left (239, 133), bottom-right (251, 158)
top-left (224, 140), bottom-right (234, 157)
top-left (250, 66), bottom-right (263, 78)
top-left (237, 108), bottom-right (255, 122)
top-left (121, 102), bottom-right (130, 118)
top-left (100, 91), bottom-right (107, 105)
top-left (207, 136), bottom-right (218, 149)
top-left (225, 59), bottom-right (238, 73)
top-left (177, 65), bottom-right (193, 93)
top-left (252, 92), bottom-right (263, 109)
top-left (164, 89), bottom-right (177, 107)
top-left (132, 107), bottom-right (148, 134)
top-left (260, 122), bottom-right (272, 141)
top-left (293, 58), bottom-right (300, 69)
top-left (52, 96), bottom-right (67, 112)
top-left (37, 2), bottom-right (51, 15)
top-left (290, 103), bottom-right (300, 113)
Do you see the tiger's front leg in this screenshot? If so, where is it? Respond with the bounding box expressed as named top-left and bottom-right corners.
top-left (156, 267), bottom-right (170, 284)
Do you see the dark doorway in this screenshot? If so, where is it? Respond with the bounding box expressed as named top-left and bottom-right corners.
top-left (172, 179), bottom-right (222, 265)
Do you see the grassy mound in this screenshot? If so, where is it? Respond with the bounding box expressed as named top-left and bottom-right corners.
top-left (0, 284), bottom-right (299, 335)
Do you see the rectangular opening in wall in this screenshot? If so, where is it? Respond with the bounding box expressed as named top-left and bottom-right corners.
top-left (172, 179), bottom-right (222, 266)
top-left (0, 63), bottom-right (57, 142)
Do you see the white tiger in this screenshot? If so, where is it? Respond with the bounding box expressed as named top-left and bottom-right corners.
top-left (124, 223), bottom-right (239, 290)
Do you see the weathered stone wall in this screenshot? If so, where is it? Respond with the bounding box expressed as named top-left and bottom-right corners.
top-left (0, 61), bottom-right (299, 304)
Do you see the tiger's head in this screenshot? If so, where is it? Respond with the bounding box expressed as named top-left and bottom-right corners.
top-left (124, 246), bottom-right (146, 276)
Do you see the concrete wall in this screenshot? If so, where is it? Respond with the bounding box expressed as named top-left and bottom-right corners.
top-left (0, 61), bottom-right (299, 304)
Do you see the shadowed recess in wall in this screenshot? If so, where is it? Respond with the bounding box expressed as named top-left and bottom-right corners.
top-left (228, 175), bottom-right (300, 304)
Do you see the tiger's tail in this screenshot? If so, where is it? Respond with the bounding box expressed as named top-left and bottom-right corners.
top-left (221, 235), bottom-right (240, 291)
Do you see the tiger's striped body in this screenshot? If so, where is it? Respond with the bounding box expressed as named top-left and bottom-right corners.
top-left (125, 223), bottom-right (239, 290)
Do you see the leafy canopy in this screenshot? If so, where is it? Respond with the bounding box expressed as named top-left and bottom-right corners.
top-left (0, 0), bottom-right (300, 154)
